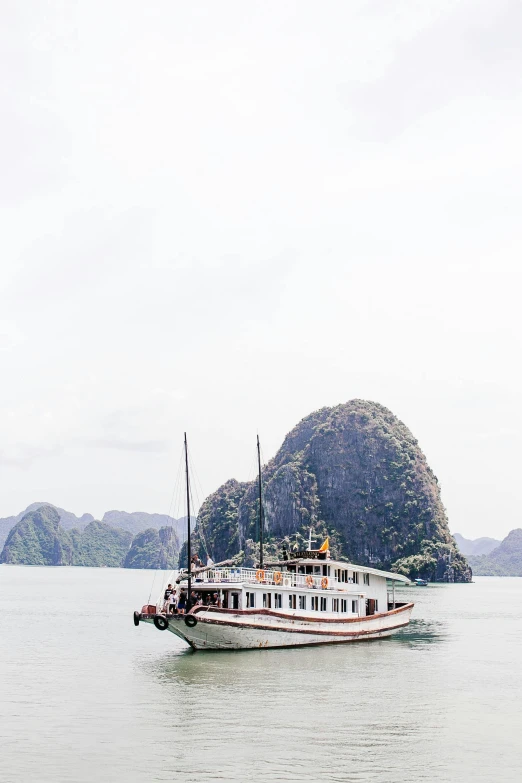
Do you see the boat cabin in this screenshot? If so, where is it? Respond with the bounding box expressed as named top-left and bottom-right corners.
top-left (176, 549), bottom-right (409, 618)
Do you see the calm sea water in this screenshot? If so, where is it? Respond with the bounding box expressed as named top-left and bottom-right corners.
top-left (0, 567), bottom-right (521, 783)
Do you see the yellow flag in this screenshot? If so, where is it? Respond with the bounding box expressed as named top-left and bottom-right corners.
top-left (318, 537), bottom-right (329, 552)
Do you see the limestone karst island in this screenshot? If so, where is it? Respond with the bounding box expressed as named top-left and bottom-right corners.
top-left (1, 400), bottom-right (471, 582)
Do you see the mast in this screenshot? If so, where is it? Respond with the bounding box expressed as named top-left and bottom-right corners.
top-left (257, 434), bottom-right (264, 568)
top-left (184, 432), bottom-right (192, 609)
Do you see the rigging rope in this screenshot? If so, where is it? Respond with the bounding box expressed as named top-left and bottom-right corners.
top-left (187, 444), bottom-right (214, 562)
top-left (147, 443), bottom-right (185, 604)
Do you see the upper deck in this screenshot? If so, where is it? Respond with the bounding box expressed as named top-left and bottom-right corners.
top-left (190, 559), bottom-right (409, 592)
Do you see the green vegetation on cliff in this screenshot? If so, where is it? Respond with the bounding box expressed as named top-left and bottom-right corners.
top-left (468, 529), bottom-right (522, 576)
top-left (72, 521), bottom-right (133, 567)
top-left (0, 504), bottom-right (187, 553)
top-left (123, 526), bottom-right (181, 569)
top-left (0, 506), bottom-right (180, 569)
top-left (0, 506), bottom-right (75, 566)
top-left (191, 400), bottom-right (471, 582)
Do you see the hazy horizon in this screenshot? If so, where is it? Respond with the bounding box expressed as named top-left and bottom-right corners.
top-left (2, 1), bottom-right (521, 540)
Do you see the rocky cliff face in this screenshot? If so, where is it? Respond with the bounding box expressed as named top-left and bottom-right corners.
top-left (123, 526), bottom-right (181, 570)
top-left (0, 503), bottom-right (94, 550)
top-left (193, 400), bottom-right (471, 582)
top-left (0, 505), bottom-right (75, 566)
top-left (71, 521), bottom-right (133, 567)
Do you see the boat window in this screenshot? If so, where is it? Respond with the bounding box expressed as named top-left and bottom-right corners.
top-left (363, 573), bottom-right (370, 586)
top-left (375, 600), bottom-right (378, 612)
top-left (311, 596), bottom-right (319, 611)
top-left (320, 597), bottom-right (327, 611)
top-left (322, 565), bottom-right (327, 576)
top-left (306, 566), bottom-right (314, 574)
top-left (262, 593), bottom-right (272, 609)
top-left (299, 595), bottom-right (306, 610)
top-left (351, 599), bottom-right (358, 613)
top-left (332, 598), bottom-right (339, 612)
top-left (289, 594), bottom-right (297, 609)
top-left (314, 566), bottom-right (321, 574)
top-left (352, 572), bottom-right (359, 584)
top-left (246, 592), bottom-right (255, 608)
top-left (341, 599), bottom-right (347, 613)
top-left (298, 566), bottom-right (305, 574)
top-left (274, 593), bottom-right (282, 609)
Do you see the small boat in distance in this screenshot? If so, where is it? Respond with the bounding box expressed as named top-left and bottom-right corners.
top-left (133, 434), bottom-right (414, 650)
top-left (413, 578), bottom-right (429, 587)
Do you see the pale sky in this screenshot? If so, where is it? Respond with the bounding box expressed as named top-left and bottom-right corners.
top-left (1, 1), bottom-right (521, 540)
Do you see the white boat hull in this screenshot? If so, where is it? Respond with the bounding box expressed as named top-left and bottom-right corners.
top-left (141, 604), bottom-right (413, 650)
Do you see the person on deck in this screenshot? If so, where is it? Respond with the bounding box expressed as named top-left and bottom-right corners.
top-left (178, 591), bottom-right (187, 614)
top-left (163, 584), bottom-right (173, 612)
top-left (168, 591), bottom-right (178, 614)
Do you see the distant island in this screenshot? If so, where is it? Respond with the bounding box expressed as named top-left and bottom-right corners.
top-left (452, 533), bottom-right (500, 557)
top-left (0, 505), bottom-right (185, 569)
top-left (0, 503), bottom-right (187, 551)
top-left (465, 529), bottom-right (522, 576)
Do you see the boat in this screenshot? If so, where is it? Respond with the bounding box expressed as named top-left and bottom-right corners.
top-left (133, 434), bottom-right (414, 650)
top-left (413, 578), bottom-right (429, 587)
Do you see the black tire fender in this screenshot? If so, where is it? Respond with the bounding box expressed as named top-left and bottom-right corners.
top-left (154, 615), bottom-right (169, 631)
top-left (184, 615), bottom-right (198, 628)
top-left (133, 611), bottom-right (140, 627)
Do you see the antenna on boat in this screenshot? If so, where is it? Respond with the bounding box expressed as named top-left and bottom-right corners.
top-left (257, 434), bottom-right (264, 568)
top-left (184, 432), bottom-right (192, 610)
top-left (308, 527), bottom-right (318, 550)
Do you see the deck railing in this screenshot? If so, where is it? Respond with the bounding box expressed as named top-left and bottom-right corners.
top-left (195, 567), bottom-right (330, 590)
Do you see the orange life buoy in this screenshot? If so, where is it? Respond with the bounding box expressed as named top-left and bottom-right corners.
top-left (274, 571), bottom-right (283, 585)
top-left (306, 575), bottom-right (314, 587)
top-left (321, 577), bottom-right (329, 589)
top-left (256, 569), bottom-right (266, 582)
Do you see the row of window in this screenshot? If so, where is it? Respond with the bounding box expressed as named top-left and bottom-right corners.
top-left (335, 569), bottom-right (371, 586)
top-left (246, 591), bottom-right (364, 613)
top-left (287, 565), bottom-right (372, 586)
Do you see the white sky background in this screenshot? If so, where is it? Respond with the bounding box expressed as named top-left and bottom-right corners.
top-left (1, 0), bottom-right (521, 540)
